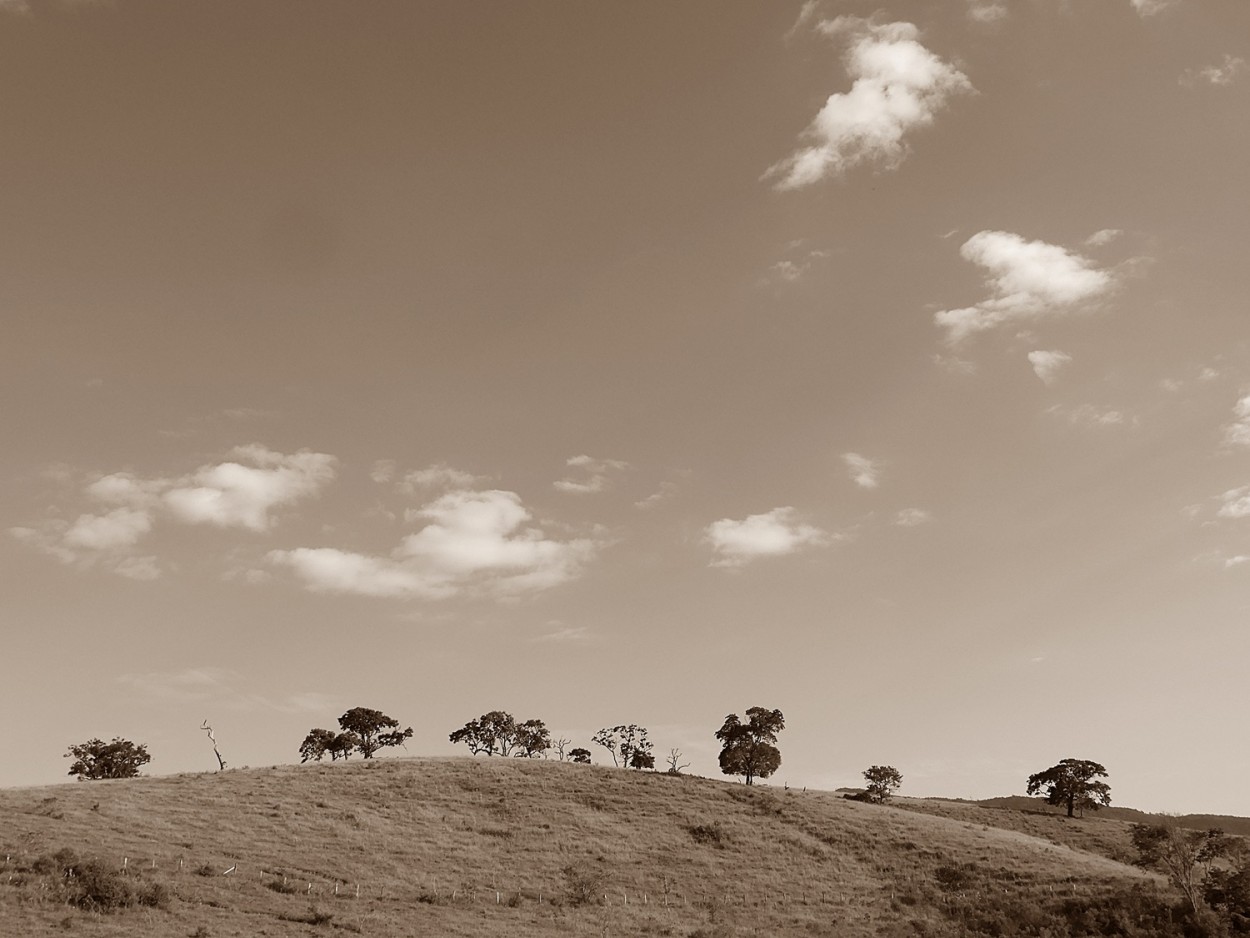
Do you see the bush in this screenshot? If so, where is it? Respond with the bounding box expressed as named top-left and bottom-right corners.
top-left (562, 862), bottom-right (605, 906)
top-left (687, 823), bottom-right (727, 847)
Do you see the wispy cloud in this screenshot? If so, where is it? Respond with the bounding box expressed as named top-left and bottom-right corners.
top-left (1182, 54), bottom-right (1248, 88)
top-left (398, 463), bottom-right (485, 494)
top-left (894, 508), bottom-right (932, 527)
top-left (270, 487), bottom-right (597, 600)
top-left (0, 0), bottom-right (31, 15)
top-left (764, 16), bottom-right (972, 190)
top-left (1028, 349), bottom-right (1073, 386)
top-left (1084, 228), bottom-right (1123, 247)
top-left (553, 455), bottom-right (630, 495)
top-left (1048, 403), bottom-right (1127, 428)
top-left (532, 623), bottom-right (593, 643)
top-left (635, 480), bottom-right (679, 510)
top-left (842, 452), bottom-right (881, 489)
top-left (119, 667), bottom-right (335, 714)
top-left (704, 507), bottom-right (830, 567)
top-left (1223, 394), bottom-right (1250, 448)
top-left (1217, 487), bottom-right (1250, 520)
top-left (1130, 0), bottom-right (1177, 16)
top-left (966, 0), bottom-right (1007, 23)
top-left (935, 231), bottom-right (1116, 345)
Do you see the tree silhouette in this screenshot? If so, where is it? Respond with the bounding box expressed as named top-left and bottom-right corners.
top-left (862, 765), bottom-right (903, 803)
top-left (65, 738), bottom-right (150, 780)
top-left (592, 724), bottom-right (653, 769)
top-left (1025, 758), bottom-right (1111, 817)
top-left (448, 711), bottom-right (521, 756)
top-left (716, 707), bottom-right (784, 786)
top-left (513, 719), bottom-right (552, 758)
top-left (337, 707), bottom-right (412, 759)
top-left (568, 747), bottom-right (592, 764)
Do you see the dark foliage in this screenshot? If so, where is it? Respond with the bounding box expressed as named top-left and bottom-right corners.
top-left (1025, 758), bottom-right (1111, 818)
top-left (65, 737), bottom-right (150, 780)
top-left (715, 707), bottom-right (784, 786)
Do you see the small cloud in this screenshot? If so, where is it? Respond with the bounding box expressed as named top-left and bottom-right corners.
top-left (1130, 0), bottom-right (1177, 15)
top-left (370, 459), bottom-right (397, 484)
top-left (554, 455), bottom-right (630, 495)
top-left (764, 16), bottom-right (973, 189)
top-left (1218, 486), bottom-right (1250, 520)
top-left (1028, 349), bottom-right (1073, 386)
top-left (399, 464), bottom-right (484, 493)
top-left (842, 452), bottom-right (881, 489)
top-left (933, 353), bottom-right (977, 375)
top-left (894, 508), bottom-right (932, 527)
top-left (532, 623), bottom-right (592, 643)
top-left (1199, 367), bottom-right (1220, 382)
top-left (935, 231), bottom-right (1116, 345)
top-left (704, 507), bottom-right (830, 567)
top-left (1224, 555), bottom-right (1250, 569)
top-left (113, 555), bottom-right (161, 581)
top-left (1084, 228), bottom-right (1123, 247)
top-left (1223, 394), bottom-right (1250, 448)
top-left (1048, 403), bottom-right (1126, 428)
top-left (1160, 378), bottom-right (1184, 393)
top-left (1182, 54), bottom-right (1247, 88)
top-left (966, 0), bottom-right (1007, 23)
top-left (764, 247), bottom-right (830, 285)
top-left (635, 481), bottom-right (679, 510)
top-left (0, 0), bottom-right (31, 14)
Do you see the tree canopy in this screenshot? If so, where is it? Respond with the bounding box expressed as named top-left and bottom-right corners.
top-left (65, 737), bottom-right (151, 780)
top-left (862, 765), bottom-right (903, 803)
top-left (1025, 758), bottom-right (1111, 817)
top-left (592, 724), bottom-right (653, 769)
top-left (449, 711), bottom-right (551, 758)
top-left (715, 707), bottom-right (784, 786)
top-left (332, 708), bottom-right (412, 759)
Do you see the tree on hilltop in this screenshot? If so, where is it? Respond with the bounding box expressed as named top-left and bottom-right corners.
top-left (513, 719), bottom-right (553, 758)
top-left (568, 747), bottom-right (592, 764)
top-left (716, 707), bottom-right (784, 786)
top-left (862, 765), bottom-right (903, 803)
top-left (66, 737), bottom-right (150, 780)
top-left (300, 728), bottom-right (361, 762)
top-left (336, 707), bottom-right (412, 759)
top-left (1025, 758), bottom-right (1111, 817)
top-left (592, 724), bottom-right (653, 769)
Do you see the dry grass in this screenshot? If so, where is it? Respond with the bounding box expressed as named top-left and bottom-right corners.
top-left (0, 756), bottom-right (1180, 937)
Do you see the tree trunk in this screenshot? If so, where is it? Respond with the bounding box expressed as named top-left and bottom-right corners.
top-left (1066, 796), bottom-right (1075, 818)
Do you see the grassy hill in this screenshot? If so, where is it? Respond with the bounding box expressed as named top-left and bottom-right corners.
top-left (0, 756), bottom-right (1208, 937)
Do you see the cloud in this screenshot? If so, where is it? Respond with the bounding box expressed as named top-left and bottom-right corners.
top-left (934, 231), bottom-right (1116, 344)
top-left (370, 459), bottom-right (397, 484)
top-left (635, 481), bottom-right (679, 510)
top-left (704, 507), bottom-right (830, 567)
top-left (1223, 395), bottom-right (1250, 448)
top-left (1084, 228), bottom-right (1123, 247)
top-left (399, 463), bottom-right (484, 493)
top-left (1130, 0), bottom-right (1177, 16)
top-left (118, 667), bottom-right (336, 714)
top-left (1028, 349), bottom-right (1073, 386)
top-left (966, 0), bottom-right (1007, 23)
top-left (271, 487), bottom-right (597, 599)
top-left (1048, 403), bottom-right (1126, 428)
top-left (1218, 487), bottom-right (1250, 520)
top-left (11, 445), bottom-right (336, 578)
top-left (1224, 555), bottom-right (1250, 569)
top-left (842, 452), bottom-right (881, 489)
top-left (764, 16), bottom-right (972, 189)
top-left (1183, 54), bottom-right (1248, 88)
top-left (894, 508), bottom-right (932, 527)
top-left (0, 0), bottom-right (30, 14)
top-left (163, 445), bottom-right (336, 531)
top-left (532, 623), bottom-right (592, 643)
top-left (553, 454), bottom-right (630, 495)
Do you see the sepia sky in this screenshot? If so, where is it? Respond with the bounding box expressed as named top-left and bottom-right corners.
top-left (3, 0), bottom-right (1249, 814)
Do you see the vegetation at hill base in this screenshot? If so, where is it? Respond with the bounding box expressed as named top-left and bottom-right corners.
top-left (6, 755), bottom-right (1248, 938)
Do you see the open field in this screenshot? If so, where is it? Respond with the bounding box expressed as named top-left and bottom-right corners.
top-left (0, 756), bottom-right (1202, 937)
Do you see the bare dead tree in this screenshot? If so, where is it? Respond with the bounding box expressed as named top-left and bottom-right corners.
top-left (201, 720), bottom-right (226, 771)
top-left (553, 737), bottom-right (572, 761)
top-left (666, 748), bottom-right (690, 776)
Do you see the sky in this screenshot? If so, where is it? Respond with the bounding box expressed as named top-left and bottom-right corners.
top-left (2, 0), bottom-right (1249, 815)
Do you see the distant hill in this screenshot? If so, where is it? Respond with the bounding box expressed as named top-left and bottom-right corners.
top-left (937, 795), bottom-right (1250, 838)
top-left (0, 757), bottom-right (1217, 937)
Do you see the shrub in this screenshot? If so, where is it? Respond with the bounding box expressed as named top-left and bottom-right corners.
top-left (562, 861), bottom-right (605, 906)
top-left (687, 823), bottom-right (727, 847)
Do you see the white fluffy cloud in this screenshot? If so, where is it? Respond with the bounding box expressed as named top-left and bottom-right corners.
top-left (163, 445), bottom-right (336, 531)
top-left (1028, 349), bottom-right (1073, 385)
top-left (553, 455), bottom-right (630, 495)
top-left (894, 508), bottom-right (932, 527)
top-left (704, 507), bottom-right (829, 567)
top-left (271, 488), bottom-right (597, 599)
top-left (935, 231), bottom-right (1116, 344)
top-left (1181, 55), bottom-right (1246, 88)
top-left (1218, 487), bottom-right (1250, 520)
top-left (1130, 0), bottom-right (1177, 16)
top-left (966, 0), bottom-right (1007, 23)
top-left (11, 445), bottom-right (336, 578)
top-left (765, 17), bottom-right (972, 189)
top-left (842, 452), bottom-right (881, 489)
top-left (1223, 395), bottom-right (1250, 448)
top-left (1084, 228), bottom-right (1123, 247)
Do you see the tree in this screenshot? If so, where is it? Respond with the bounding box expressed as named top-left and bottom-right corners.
top-left (1025, 758), bottom-right (1111, 817)
top-left (862, 765), bottom-right (903, 803)
top-left (1132, 823), bottom-right (1233, 914)
top-left (513, 719), bottom-right (552, 758)
top-left (629, 749), bottom-right (656, 771)
top-left (337, 707), bottom-right (412, 759)
top-left (569, 747), bottom-right (592, 764)
top-left (715, 707), bottom-right (784, 786)
top-left (592, 725), bottom-right (652, 769)
top-left (300, 728), bottom-right (337, 763)
top-left (666, 748), bottom-right (690, 776)
top-left (553, 737), bottom-right (572, 761)
top-left (448, 711), bottom-right (526, 756)
top-left (327, 732), bottom-right (359, 761)
top-left (65, 738), bottom-right (150, 780)
top-left (200, 720), bottom-right (226, 771)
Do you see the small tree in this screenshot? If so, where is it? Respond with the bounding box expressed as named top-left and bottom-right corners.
top-left (568, 747), bottom-right (592, 764)
top-left (513, 719), bottom-right (552, 758)
top-left (300, 728), bottom-right (337, 763)
top-left (862, 765), bottom-right (903, 803)
top-left (1132, 823), bottom-right (1233, 914)
top-left (327, 732), bottom-right (359, 761)
top-left (449, 711), bottom-right (519, 756)
top-left (629, 749), bottom-right (656, 771)
top-left (553, 737), bottom-right (572, 761)
top-left (66, 738), bottom-right (151, 780)
top-left (716, 707), bottom-right (784, 786)
top-left (200, 720), bottom-right (226, 771)
top-left (337, 707), bottom-right (412, 759)
top-left (592, 725), bottom-right (652, 769)
top-left (666, 748), bottom-right (690, 776)
top-left (1025, 758), bottom-right (1111, 818)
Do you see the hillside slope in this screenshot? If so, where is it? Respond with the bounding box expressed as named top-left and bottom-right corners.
top-left (1, 757), bottom-right (1182, 937)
